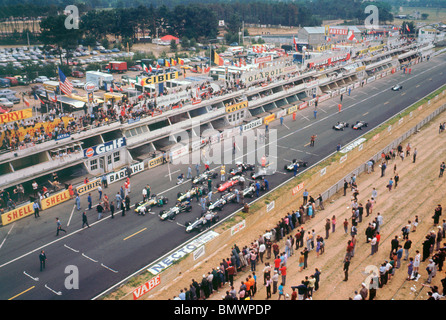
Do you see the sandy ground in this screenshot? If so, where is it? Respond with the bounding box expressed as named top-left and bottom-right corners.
top-left (137, 92), bottom-right (446, 301)
top-left (204, 100), bottom-right (446, 301)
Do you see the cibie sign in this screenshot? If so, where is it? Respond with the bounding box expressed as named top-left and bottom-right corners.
top-left (84, 137), bottom-right (126, 158)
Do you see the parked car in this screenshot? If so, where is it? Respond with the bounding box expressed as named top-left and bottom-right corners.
top-left (0, 78), bottom-right (11, 88)
top-left (34, 76), bottom-right (50, 83)
top-left (0, 89), bottom-right (16, 97)
top-left (71, 80), bottom-right (85, 88)
top-left (72, 70), bottom-right (84, 78)
top-left (0, 97), bottom-right (13, 108)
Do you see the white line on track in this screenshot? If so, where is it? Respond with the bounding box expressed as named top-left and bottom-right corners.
top-left (0, 223), bottom-right (14, 250)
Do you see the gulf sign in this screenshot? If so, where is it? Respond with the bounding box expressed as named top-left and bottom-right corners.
top-left (84, 137), bottom-right (126, 158)
top-left (1, 203), bottom-right (34, 225)
top-left (141, 72), bottom-right (178, 86)
top-left (133, 274), bottom-right (161, 300)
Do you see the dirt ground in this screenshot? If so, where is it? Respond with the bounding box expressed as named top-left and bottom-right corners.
top-left (136, 92), bottom-right (446, 301)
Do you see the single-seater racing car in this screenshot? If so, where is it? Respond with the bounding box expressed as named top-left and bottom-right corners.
top-left (159, 201), bottom-right (192, 221)
top-left (333, 122), bottom-right (349, 131)
top-left (134, 195), bottom-right (168, 214)
top-left (284, 159), bottom-right (308, 171)
top-left (352, 120), bottom-right (368, 130)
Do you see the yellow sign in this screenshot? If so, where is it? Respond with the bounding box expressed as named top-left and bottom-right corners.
top-left (1, 203), bottom-right (34, 225)
top-left (41, 190), bottom-right (71, 210)
top-left (148, 155), bottom-right (164, 169)
top-left (288, 105), bottom-right (298, 114)
top-left (0, 108), bottom-right (33, 124)
top-left (141, 72), bottom-right (178, 85)
top-left (225, 100), bottom-right (248, 113)
top-left (76, 178), bottom-right (102, 196)
top-left (317, 44), bottom-right (332, 52)
top-left (264, 114), bottom-right (275, 124)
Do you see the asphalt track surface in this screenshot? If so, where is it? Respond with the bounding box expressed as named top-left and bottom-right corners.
top-left (1, 54), bottom-right (446, 300)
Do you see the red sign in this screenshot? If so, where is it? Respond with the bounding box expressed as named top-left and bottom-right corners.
top-left (292, 182), bottom-right (305, 196)
top-left (329, 28), bottom-right (348, 35)
top-left (133, 274), bottom-right (161, 300)
top-left (85, 148), bottom-right (94, 158)
top-left (298, 102), bottom-right (308, 110)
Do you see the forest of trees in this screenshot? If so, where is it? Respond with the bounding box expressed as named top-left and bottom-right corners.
top-left (0, 0), bottom-right (397, 47)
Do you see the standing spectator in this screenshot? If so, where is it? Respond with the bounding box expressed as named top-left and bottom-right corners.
top-left (439, 162), bottom-right (445, 178)
top-left (325, 219), bottom-right (330, 239)
top-left (343, 218), bottom-right (349, 234)
top-left (265, 275), bottom-right (272, 299)
top-left (360, 283), bottom-right (368, 300)
top-left (404, 237), bottom-right (412, 261)
top-left (343, 257), bottom-right (350, 281)
top-left (87, 193), bottom-right (92, 210)
top-left (413, 250), bottom-right (421, 279)
top-left (302, 189), bottom-right (309, 205)
top-left (433, 204), bottom-right (442, 226)
top-left (407, 258), bottom-right (414, 280)
top-left (39, 250), bottom-right (47, 272)
top-left (96, 202), bottom-right (104, 220)
top-left (331, 215), bottom-right (336, 233)
top-left (33, 200), bottom-right (40, 218)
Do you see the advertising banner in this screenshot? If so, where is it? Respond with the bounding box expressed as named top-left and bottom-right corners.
top-left (84, 137), bottom-right (126, 158)
top-left (41, 190), bottom-right (71, 210)
top-left (141, 72), bottom-right (179, 86)
top-left (107, 162), bottom-right (144, 185)
top-left (0, 108), bottom-right (33, 124)
top-left (76, 178), bottom-right (102, 195)
top-left (225, 100), bottom-right (248, 113)
top-left (132, 274), bottom-right (161, 300)
top-left (1, 203), bottom-right (34, 225)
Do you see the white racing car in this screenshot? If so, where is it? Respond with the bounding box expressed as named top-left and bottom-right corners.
top-left (391, 84), bottom-right (403, 91)
top-left (352, 120), bottom-right (368, 130)
top-left (284, 159), bottom-right (308, 171)
top-left (333, 121), bottom-right (349, 131)
top-left (208, 192), bottom-right (237, 211)
top-left (185, 211), bottom-right (220, 233)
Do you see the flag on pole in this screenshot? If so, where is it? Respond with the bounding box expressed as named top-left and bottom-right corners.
top-left (347, 29), bottom-right (356, 41)
top-left (178, 58), bottom-right (184, 65)
top-left (406, 24), bottom-right (410, 32)
top-left (142, 63), bottom-right (149, 73)
top-left (58, 67), bottom-right (73, 96)
top-left (293, 36), bottom-right (298, 51)
top-left (24, 97), bottom-right (30, 107)
top-left (211, 49), bottom-right (224, 66)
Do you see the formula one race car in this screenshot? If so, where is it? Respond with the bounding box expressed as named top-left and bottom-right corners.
top-left (391, 84), bottom-right (403, 91)
top-left (159, 201), bottom-right (192, 221)
top-left (251, 165), bottom-right (276, 180)
top-left (134, 195), bottom-right (168, 214)
top-left (229, 162), bottom-right (255, 176)
top-left (185, 211), bottom-right (220, 233)
top-left (352, 120), bottom-right (368, 130)
top-left (217, 175), bottom-right (243, 192)
top-left (208, 191), bottom-right (237, 211)
top-left (333, 122), bottom-right (349, 131)
top-left (241, 183), bottom-right (256, 198)
top-left (177, 186), bottom-right (207, 202)
top-left (192, 171), bottom-right (218, 185)
top-left (284, 159), bottom-right (308, 171)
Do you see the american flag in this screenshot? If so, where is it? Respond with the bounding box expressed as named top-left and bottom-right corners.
top-left (58, 67), bottom-right (73, 95)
